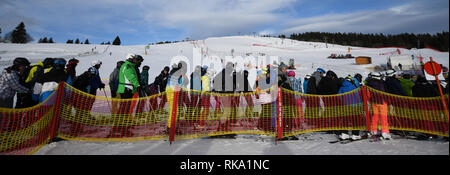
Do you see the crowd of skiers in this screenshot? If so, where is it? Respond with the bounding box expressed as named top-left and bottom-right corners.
top-left (1, 55), bottom-right (449, 140)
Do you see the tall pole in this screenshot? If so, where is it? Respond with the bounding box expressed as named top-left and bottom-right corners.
top-left (429, 57), bottom-right (449, 121)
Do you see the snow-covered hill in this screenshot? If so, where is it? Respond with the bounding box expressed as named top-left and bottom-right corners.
top-left (1, 36), bottom-right (448, 83)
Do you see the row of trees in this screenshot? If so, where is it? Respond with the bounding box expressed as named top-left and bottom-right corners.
top-left (38, 37), bottom-right (55, 43)
top-left (66, 38), bottom-right (90, 44)
top-left (286, 32), bottom-right (449, 52)
top-left (1, 22), bottom-right (122, 45)
top-left (0, 22), bottom-right (33, 43)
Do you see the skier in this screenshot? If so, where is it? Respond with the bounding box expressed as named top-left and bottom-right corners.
top-left (287, 71), bottom-right (302, 93)
top-left (399, 73), bottom-right (414, 97)
top-left (87, 60), bottom-right (105, 96)
top-left (336, 74), bottom-right (362, 141)
top-left (303, 74), bottom-right (310, 94)
top-left (154, 66), bottom-right (170, 93)
top-left (317, 70), bottom-right (341, 95)
top-left (278, 64), bottom-right (291, 90)
top-left (366, 72), bottom-right (392, 140)
top-left (108, 54), bottom-right (142, 138)
top-left (152, 66), bottom-right (170, 110)
top-left (16, 57), bottom-right (54, 108)
top-left (81, 60), bottom-right (105, 120)
top-left (108, 61), bottom-right (124, 114)
top-left (66, 58), bottom-right (79, 81)
top-left (197, 66), bottom-right (211, 128)
top-left (0, 57), bottom-right (31, 108)
top-left (33, 58), bottom-right (71, 103)
top-left (140, 65), bottom-right (150, 96)
top-left (412, 76), bottom-right (439, 97)
top-left (211, 62), bottom-right (238, 138)
top-left (384, 69), bottom-right (406, 96)
top-left (307, 68), bottom-right (325, 94)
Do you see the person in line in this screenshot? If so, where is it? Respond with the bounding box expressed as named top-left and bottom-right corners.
top-left (366, 72), bottom-right (391, 140)
top-left (16, 57), bottom-right (54, 108)
top-left (197, 66), bottom-right (212, 128)
top-left (87, 60), bottom-right (106, 96)
top-left (140, 65), bottom-right (150, 96)
top-left (107, 54), bottom-right (142, 138)
top-left (70, 68), bottom-right (97, 137)
top-left (33, 58), bottom-right (71, 103)
top-left (384, 69), bottom-right (406, 96)
top-left (152, 66), bottom-right (170, 111)
top-left (399, 73), bottom-right (414, 97)
top-left (287, 71), bottom-right (302, 93)
top-left (108, 61), bottom-right (125, 114)
top-left (82, 60), bottom-right (105, 118)
top-left (336, 74), bottom-right (362, 141)
top-left (0, 57), bottom-right (31, 108)
top-left (303, 74), bottom-right (310, 94)
top-left (66, 58), bottom-right (79, 82)
top-left (307, 68), bottom-right (325, 94)
top-left (154, 66), bottom-right (170, 93)
top-left (317, 70), bottom-right (341, 95)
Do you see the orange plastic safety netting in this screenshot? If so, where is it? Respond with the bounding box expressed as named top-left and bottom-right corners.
top-left (0, 89), bottom-right (58, 155)
top-left (57, 84), bottom-right (170, 141)
top-left (362, 86), bottom-right (449, 136)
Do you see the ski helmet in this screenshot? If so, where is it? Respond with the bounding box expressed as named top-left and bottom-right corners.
top-left (53, 58), bottom-right (66, 71)
top-left (13, 57), bottom-right (31, 67)
top-left (43, 58), bottom-right (55, 68)
top-left (288, 71), bottom-right (295, 77)
top-left (68, 58), bottom-right (79, 64)
top-left (354, 73), bottom-right (362, 83)
top-left (385, 69), bottom-right (396, 77)
top-left (91, 60), bottom-right (102, 67)
top-left (369, 72), bottom-right (382, 80)
top-left (317, 68), bottom-right (326, 74)
top-left (126, 53), bottom-right (136, 60)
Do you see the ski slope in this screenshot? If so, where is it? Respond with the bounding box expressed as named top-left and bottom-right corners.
top-left (1, 36), bottom-right (448, 83)
top-left (0, 36), bottom-right (448, 155)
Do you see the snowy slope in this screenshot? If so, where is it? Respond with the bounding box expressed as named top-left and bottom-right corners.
top-left (2, 36), bottom-right (448, 83)
top-left (1, 36), bottom-right (449, 155)
top-left (34, 133), bottom-right (448, 155)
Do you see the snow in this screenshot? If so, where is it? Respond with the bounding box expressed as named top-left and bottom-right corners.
top-left (1, 36), bottom-right (449, 155)
top-left (34, 133), bottom-right (449, 155)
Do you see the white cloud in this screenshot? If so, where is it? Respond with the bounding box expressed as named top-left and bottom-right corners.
top-left (141, 0), bottom-right (296, 39)
top-left (281, 0), bottom-right (449, 34)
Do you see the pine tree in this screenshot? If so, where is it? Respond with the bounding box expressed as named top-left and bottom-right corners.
top-left (84, 39), bottom-right (90, 44)
top-left (42, 37), bottom-right (48, 43)
top-left (12, 22), bottom-right (29, 43)
top-left (48, 37), bottom-right (54, 43)
top-left (75, 38), bottom-right (80, 44)
top-left (66, 39), bottom-right (73, 44)
top-left (112, 36), bottom-right (121, 45)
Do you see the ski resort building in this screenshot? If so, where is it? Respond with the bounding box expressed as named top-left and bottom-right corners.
top-left (387, 55), bottom-right (415, 70)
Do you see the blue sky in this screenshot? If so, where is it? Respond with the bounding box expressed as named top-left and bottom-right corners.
top-left (0, 0), bottom-right (448, 45)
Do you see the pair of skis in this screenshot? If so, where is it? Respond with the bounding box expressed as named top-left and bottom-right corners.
top-left (329, 135), bottom-right (389, 144)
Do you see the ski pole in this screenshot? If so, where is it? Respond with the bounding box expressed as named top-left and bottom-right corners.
top-left (103, 88), bottom-right (112, 111)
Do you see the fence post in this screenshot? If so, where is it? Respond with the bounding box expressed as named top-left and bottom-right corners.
top-left (50, 82), bottom-right (66, 141)
top-left (277, 87), bottom-right (283, 140)
top-left (169, 87), bottom-right (179, 144)
top-left (361, 86), bottom-right (371, 134)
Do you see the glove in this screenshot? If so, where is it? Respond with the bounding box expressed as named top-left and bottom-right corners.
top-left (99, 83), bottom-right (105, 89)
